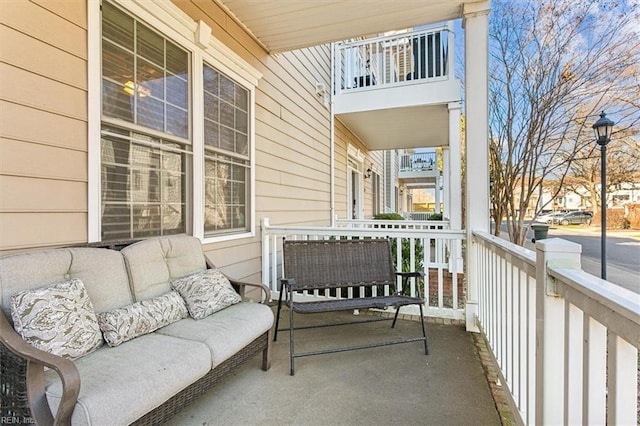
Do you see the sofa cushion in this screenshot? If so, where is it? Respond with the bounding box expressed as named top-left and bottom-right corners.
top-left (121, 235), bottom-right (207, 301)
top-left (44, 333), bottom-right (211, 426)
top-left (155, 302), bottom-right (273, 368)
top-left (11, 279), bottom-right (103, 360)
top-left (171, 269), bottom-right (241, 320)
top-left (97, 291), bottom-right (188, 347)
top-left (0, 248), bottom-right (133, 321)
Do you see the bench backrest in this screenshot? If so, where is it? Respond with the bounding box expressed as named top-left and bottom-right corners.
top-left (283, 239), bottom-right (395, 290)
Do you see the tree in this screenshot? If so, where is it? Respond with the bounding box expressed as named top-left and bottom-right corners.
top-left (564, 136), bottom-right (640, 213)
top-left (488, 0), bottom-right (640, 245)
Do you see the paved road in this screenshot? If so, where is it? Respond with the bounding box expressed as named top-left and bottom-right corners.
top-left (523, 225), bottom-right (639, 294)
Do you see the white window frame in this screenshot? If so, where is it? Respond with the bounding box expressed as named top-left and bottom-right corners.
top-left (88, 0), bottom-right (261, 243)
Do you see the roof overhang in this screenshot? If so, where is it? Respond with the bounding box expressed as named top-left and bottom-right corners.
top-left (205, 0), bottom-right (471, 53)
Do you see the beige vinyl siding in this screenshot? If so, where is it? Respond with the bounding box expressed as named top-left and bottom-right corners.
top-left (333, 119), bottom-right (384, 220)
top-left (0, 0), bottom-right (88, 252)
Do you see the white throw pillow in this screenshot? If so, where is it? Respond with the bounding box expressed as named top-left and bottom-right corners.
top-left (171, 269), bottom-right (241, 320)
top-left (11, 279), bottom-right (103, 360)
top-left (97, 291), bottom-right (188, 347)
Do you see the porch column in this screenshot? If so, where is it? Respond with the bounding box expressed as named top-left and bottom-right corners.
top-left (434, 181), bottom-right (441, 214)
top-left (448, 101), bottom-right (463, 272)
top-left (442, 148), bottom-right (450, 219)
top-left (447, 101), bottom-right (462, 229)
top-left (463, 1), bottom-right (490, 332)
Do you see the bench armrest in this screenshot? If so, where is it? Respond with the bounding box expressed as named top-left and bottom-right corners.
top-left (0, 311), bottom-right (80, 426)
top-left (206, 259), bottom-right (271, 303)
top-left (394, 271), bottom-right (425, 298)
top-left (395, 271), bottom-right (425, 279)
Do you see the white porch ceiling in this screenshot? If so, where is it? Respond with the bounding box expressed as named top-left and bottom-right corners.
top-left (211, 0), bottom-right (467, 53)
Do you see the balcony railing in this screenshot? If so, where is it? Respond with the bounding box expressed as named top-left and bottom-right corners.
top-left (399, 152), bottom-right (438, 173)
top-left (335, 26), bottom-right (452, 94)
top-left (473, 231), bottom-right (639, 425)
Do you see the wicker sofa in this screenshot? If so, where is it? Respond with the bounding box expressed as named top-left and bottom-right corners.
top-left (0, 235), bottom-right (273, 425)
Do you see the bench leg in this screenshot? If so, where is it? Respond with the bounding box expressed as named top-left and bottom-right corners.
top-left (419, 304), bottom-right (429, 355)
top-left (289, 306), bottom-right (295, 376)
top-left (274, 284), bottom-right (285, 341)
top-left (391, 307), bottom-right (401, 328)
top-left (262, 330), bottom-right (273, 371)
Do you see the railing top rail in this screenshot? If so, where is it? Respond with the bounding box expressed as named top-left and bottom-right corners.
top-left (336, 219), bottom-right (450, 225)
top-left (549, 267), bottom-right (640, 331)
top-left (336, 25), bottom-right (450, 49)
top-left (263, 224), bottom-right (465, 239)
top-left (472, 230), bottom-right (536, 267)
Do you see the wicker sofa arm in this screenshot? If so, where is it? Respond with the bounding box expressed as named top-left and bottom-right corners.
top-left (205, 259), bottom-right (271, 302)
top-left (0, 311), bottom-right (80, 426)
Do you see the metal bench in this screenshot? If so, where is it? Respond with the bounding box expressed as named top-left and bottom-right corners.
top-left (274, 238), bottom-right (429, 375)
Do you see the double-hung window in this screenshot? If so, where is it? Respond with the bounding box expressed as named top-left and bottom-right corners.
top-left (203, 64), bottom-right (250, 236)
top-left (101, 2), bottom-right (190, 240)
top-left (98, 1), bottom-right (258, 242)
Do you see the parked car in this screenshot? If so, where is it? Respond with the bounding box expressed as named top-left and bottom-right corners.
top-left (535, 211), bottom-right (566, 224)
top-left (552, 211), bottom-right (593, 225)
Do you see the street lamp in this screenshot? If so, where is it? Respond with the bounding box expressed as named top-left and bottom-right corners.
top-left (592, 111), bottom-right (614, 280)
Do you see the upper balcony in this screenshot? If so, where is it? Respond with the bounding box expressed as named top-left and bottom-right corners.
top-left (333, 25), bottom-right (461, 151)
top-left (398, 152), bottom-right (440, 187)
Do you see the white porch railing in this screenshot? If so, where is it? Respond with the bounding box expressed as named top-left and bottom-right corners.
top-left (335, 218), bottom-right (448, 230)
top-left (335, 25), bottom-right (451, 94)
top-left (473, 231), bottom-right (639, 425)
top-left (261, 218), bottom-right (465, 320)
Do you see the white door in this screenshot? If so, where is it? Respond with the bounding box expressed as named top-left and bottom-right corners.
top-left (347, 163), bottom-right (363, 220)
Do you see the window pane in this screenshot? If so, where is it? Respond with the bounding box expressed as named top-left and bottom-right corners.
top-left (220, 101), bottom-right (234, 128)
top-left (220, 126), bottom-right (235, 152)
top-left (235, 88), bottom-right (248, 111)
top-left (102, 2), bottom-right (134, 51)
top-left (203, 67), bottom-right (219, 94)
top-left (219, 75), bottom-right (234, 103)
top-left (203, 92), bottom-right (219, 123)
top-left (137, 23), bottom-right (164, 66)
top-left (167, 74), bottom-right (188, 109)
top-left (102, 79), bottom-right (134, 121)
top-left (166, 42), bottom-right (188, 76)
top-left (166, 105), bottom-right (188, 139)
top-left (137, 96), bottom-right (164, 133)
top-left (236, 133), bottom-right (248, 156)
top-left (204, 119), bottom-right (219, 147)
top-left (102, 41), bottom-right (134, 86)
top-left (235, 109), bottom-right (247, 133)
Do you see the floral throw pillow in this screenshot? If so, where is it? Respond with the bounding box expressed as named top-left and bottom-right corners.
top-left (171, 269), bottom-right (241, 320)
top-left (97, 291), bottom-right (188, 347)
top-left (11, 279), bottom-right (103, 360)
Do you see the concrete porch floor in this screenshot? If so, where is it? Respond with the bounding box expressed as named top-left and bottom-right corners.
top-left (166, 309), bottom-right (502, 425)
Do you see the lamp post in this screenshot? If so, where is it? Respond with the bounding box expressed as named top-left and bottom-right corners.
top-left (592, 111), bottom-right (614, 280)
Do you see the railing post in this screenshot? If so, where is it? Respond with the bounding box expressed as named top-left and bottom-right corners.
top-left (534, 238), bottom-right (581, 425)
top-left (261, 217), bottom-right (271, 294)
